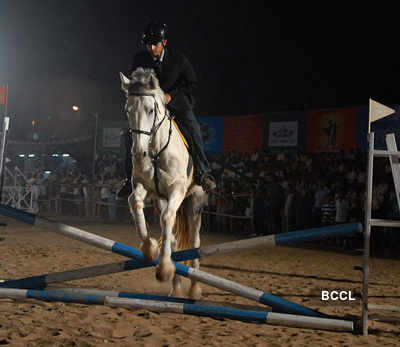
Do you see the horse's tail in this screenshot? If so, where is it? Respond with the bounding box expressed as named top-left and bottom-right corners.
top-left (173, 205), bottom-right (191, 252)
top-left (158, 205), bottom-right (190, 264)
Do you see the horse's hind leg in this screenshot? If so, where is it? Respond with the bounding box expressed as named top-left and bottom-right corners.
top-left (170, 234), bottom-right (184, 297)
top-left (186, 188), bottom-right (206, 299)
top-left (129, 183), bottom-right (158, 261)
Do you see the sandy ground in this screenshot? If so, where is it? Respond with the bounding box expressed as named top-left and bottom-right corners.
top-left (0, 217), bottom-right (399, 347)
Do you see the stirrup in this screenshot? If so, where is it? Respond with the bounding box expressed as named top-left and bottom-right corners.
top-left (200, 173), bottom-right (216, 192)
top-left (116, 178), bottom-right (132, 200)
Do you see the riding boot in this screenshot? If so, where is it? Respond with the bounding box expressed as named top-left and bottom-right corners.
top-left (116, 129), bottom-right (133, 200)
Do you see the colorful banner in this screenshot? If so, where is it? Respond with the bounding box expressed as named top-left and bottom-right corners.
top-left (306, 107), bottom-right (358, 152)
top-left (268, 121), bottom-right (298, 147)
top-left (198, 116), bottom-right (223, 152)
top-left (222, 114), bottom-right (264, 153)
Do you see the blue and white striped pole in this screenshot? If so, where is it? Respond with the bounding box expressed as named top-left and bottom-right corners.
top-left (0, 204), bottom-right (352, 318)
top-left (105, 297), bottom-right (353, 332)
top-left (43, 286), bottom-right (266, 311)
top-left (0, 221), bottom-right (361, 289)
top-left (177, 222), bottom-right (362, 260)
top-left (0, 287), bottom-right (202, 306)
top-left (0, 287), bottom-right (353, 332)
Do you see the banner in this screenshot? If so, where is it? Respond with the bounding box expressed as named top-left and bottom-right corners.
top-left (99, 121), bottom-right (126, 153)
top-left (263, 110), bottom-right (306, 152)
top-left (103, 127), bottom-right (122, 148)
top-left (222, 114), bottom-right (264, 153)
top-left (306, 107), bottom-right (358, 152)
top-left (268, 121), bottom-right (298, 147)
top-left (198, 116), bottom-right (223, 152)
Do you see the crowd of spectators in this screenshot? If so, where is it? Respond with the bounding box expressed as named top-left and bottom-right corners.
top-left (4, 153), bottom-right (129, 222)
top-left (4, 147), bottom-right (400, 255)
top-left (205, 148), bottom-right (399, 256)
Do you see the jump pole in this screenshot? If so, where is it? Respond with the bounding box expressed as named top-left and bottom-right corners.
top-left (0, 222), bottom-right (362, 289)
top-left (0, 286), bottom-right (213, 306)
top-left (39, 286), bottom-right (269, 311)
top-left (106, 297), bottom-right (353, 332)
top-left (0, 204), bottom-right (328, 318)
top-left (177, 222), bottom-right (362, 260)
top-left (0, 259), bottom-right (146, 289)
top-left (0, 287), bottom-right (353, 332)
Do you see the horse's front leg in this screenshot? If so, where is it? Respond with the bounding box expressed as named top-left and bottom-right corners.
top-left (128, 183), bottom-right (158, 261)
top-left (156, 185), bottom-right (185, 282)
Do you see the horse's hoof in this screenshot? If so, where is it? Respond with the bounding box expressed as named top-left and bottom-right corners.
top-left (140, 238), bottom-right (159, 261)
top-left (189, 282), bottom-right (202, 300)
top-left (169, 285), bottom-right (184, 298)
top-left (156, 261), bottom-right (175, 282)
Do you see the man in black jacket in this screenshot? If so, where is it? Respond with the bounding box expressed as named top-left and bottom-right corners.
top-left (117, 22), bottom-right (216, 199)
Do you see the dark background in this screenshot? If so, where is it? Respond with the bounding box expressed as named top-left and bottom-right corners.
top-left (1, 1), bottom-right (399, 140)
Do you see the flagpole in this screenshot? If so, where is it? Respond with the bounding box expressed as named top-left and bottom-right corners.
top-left (5, 84), bottom-right (8, 116)
top-left (368, 98), bottom-right (371, 134)
top-left (0, 85), bottom-right (8, 227)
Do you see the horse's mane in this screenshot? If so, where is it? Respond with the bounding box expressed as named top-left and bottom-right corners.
top-left (128, 68), bottom-right (162, 97)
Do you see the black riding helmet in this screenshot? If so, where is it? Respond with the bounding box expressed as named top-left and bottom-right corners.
top-left (141, 22), bottom-right (167, 45)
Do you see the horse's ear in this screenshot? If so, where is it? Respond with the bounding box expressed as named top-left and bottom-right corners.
top-left (149, 71), bottom-right (159, 90)
top-left (119, 72), bottom-right (130, 93)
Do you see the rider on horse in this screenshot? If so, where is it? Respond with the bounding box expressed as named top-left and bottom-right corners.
top-left (117, 21), bottom-right (216, 199)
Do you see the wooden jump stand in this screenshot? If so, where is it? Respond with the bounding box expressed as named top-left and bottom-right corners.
top-left (361, 125), bottom-right (400, 334)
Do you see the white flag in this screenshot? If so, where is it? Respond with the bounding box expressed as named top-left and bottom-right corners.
top-left (369, 98), bottom-right (395, 132)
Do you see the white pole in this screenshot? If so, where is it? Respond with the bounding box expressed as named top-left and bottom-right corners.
top-left (362, 131), bottom-right (374, 336)
top-left (0, 116), bottom-right (10, 203)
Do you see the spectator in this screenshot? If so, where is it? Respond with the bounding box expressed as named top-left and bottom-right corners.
top-left (321, 192), bottom-right (336, 225)
top-left (100, 177), bottom-right (111, 219)
top-left (312, 182), bottom-right (329, 227)
top-left (82, 176), bottom-right (93, 218)
top-left (335, 192), bottom-right (349, 224)
top-left (282, 183), bottom-right (295, 233)
top-left (253, 189), bottom-right (266, 235)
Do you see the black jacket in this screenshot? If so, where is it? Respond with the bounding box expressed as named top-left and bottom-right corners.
top-left (130, 48), bottom-right (197, 111)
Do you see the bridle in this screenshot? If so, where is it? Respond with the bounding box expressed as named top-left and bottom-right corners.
top-left (126, 91), bottom-right (173, 199)
top-left (127, 91), bottom-right (172, 160)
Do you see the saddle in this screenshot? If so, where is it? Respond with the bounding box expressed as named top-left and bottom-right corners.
top-left (172, 119), bottom-right (188, 149)
top-left (171, 119), bottom-right (193, 178)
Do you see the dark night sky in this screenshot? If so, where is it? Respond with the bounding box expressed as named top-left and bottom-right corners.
top-left (1, 1), bottom-right (399, 139)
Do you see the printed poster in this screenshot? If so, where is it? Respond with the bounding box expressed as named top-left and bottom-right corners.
top-left (306, 108), bottom-right (357, 152)
top-left (268, 121), bottom-right (298, 146)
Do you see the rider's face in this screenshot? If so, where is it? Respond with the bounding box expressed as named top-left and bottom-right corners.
top-left (146, 40), bottom-right (167, 59)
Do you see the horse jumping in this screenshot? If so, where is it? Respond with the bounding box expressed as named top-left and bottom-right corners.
top-left (120, 68), bottom-right (206, 298)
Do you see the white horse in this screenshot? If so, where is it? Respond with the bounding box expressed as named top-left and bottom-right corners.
top-left (120, 68), bottom-right (206, 298)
